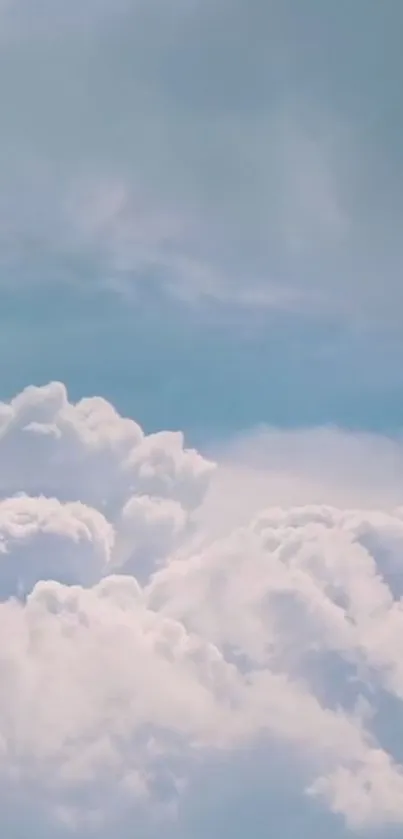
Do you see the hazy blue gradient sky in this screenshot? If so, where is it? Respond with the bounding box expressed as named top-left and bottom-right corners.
top-left (0, 0), bottom-right (403, 438)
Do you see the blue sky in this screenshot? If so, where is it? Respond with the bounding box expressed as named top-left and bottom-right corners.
top-left (0, 0), bottom-right (403, 440)
top-left (2, 284), bottom-right (402, 444)
top-left (1, 3), bottom-right (403, 839)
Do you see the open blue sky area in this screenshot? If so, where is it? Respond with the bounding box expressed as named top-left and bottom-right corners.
top-left (1, 283), bottom-right (402, 443)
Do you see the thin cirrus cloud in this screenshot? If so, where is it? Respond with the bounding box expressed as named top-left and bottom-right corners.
top-left (0, 0), bottom-right (402, 325)
top-left (1, 382), bottom-right (403, 838)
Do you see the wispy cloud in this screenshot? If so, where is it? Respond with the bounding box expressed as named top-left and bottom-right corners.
top-left (0, 0), bottom-right (402, 327)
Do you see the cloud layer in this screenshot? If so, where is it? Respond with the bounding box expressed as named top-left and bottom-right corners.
top-left (1, 383), bottom-right (403, 837)
top-left (1, 0), bottom-right (403, 328)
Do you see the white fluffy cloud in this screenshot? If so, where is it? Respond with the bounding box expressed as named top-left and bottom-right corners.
top-left (1, 383), bottom-right (403, 836)
top-left (0, 495), bottom-right (113, 596)
top-left (0, 381), bottom-right (212, 511)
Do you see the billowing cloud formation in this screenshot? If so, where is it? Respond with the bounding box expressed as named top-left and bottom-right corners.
top-left (0, 382), bottom-right (212, 512)
top-left (0, 495), bottom-right (113, 596)
top-left (1, 383), bottom-right (403, 837)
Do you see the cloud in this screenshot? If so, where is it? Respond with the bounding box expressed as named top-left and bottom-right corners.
top-left (0, 0), bottom-right (403, 328)
top-left (0, 495), bottom-right (113, 597)
top-left (0, 381), bottom-right (212, 514)
top-left (199, 425), bottom-right (403, 534)
top-left (1, 383), bottom-right (403, 836)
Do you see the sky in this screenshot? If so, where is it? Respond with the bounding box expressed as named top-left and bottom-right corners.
top-left (1, 1), bottom-right (403, 838)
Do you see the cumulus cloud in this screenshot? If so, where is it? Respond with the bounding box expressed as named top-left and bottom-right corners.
top-left (1, 383), bottom-right (403, 837)
top-left (0, 495), bottom-right (113, 597)
top-left (0, 381), bottom-right (212, 514)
